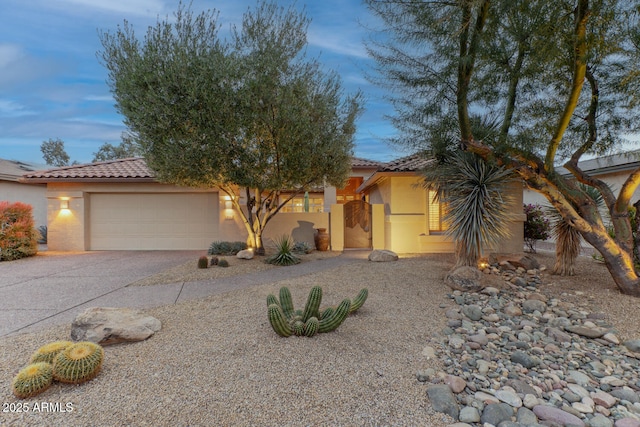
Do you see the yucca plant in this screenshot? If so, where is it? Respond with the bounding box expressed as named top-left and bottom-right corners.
top-left (265, 235), bottom-right (301, 266)
top-left (424, 150), bottom-right (516, 267)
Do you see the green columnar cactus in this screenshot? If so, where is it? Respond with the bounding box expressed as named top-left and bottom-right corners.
top-left (318, 299), bottom-right (351, 333)
top-left (12, 362), bottom-right (53, 399)
top-left (279, 286), bottom-right (294, 320)
top-left (30, 341), bottom-right (74, 364)
top-left (302, 286), bottom-right (322, 322)
top-left (266, 286), bottom-right (367, 337)
top-left (268, 304), bottom-right (293, 337)
top-left (349, 288), bottom-right (369, 314)
top-left (52, 341), bottom-right (104, 384)
top-left (304, 317), bottom-right (319, 337)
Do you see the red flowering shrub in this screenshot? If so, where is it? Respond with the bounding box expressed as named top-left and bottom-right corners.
top-left (0, 201), bottom-right (38, 261)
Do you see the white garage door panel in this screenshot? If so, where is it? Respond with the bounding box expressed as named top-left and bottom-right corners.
top-left (90, 193), bottom-right (219, 250)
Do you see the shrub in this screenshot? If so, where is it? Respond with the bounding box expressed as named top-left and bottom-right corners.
top-left (292, 241), bottom-right (313, 254)
top-left (265, 235), bottom-right (300, 266)
top-left (0, 201), bottom-right (38, 261)
top-left (208, 241), bottom-right (247, 256)
top-left (523, 204), bottom-right (550, 253)
top-left (197, 256), bottom-right (209, 269)
top-left (218, 259), bottom-right (229, 268)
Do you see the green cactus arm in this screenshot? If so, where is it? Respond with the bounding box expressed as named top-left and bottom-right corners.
top-left (292, 320), bottom-right (305, 336)
top-left (304, 317), bottom-right (319, 337)
top-left (318, 298), bottom-right (351, 333)
top-left (320, 306), bottom-right (335, 320)
top-left (349, 288), bottom-right (368, 314)
top-left (302, 286), bottom-right (323, 322)
top-left (266, 294), bottom-right (279, 308)
top-left (278, 287), bottom-right (295, 320)
top-left (268, 304), bottom-right (293, 337)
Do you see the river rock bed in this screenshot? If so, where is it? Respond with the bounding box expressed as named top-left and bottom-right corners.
top-left (420, 261), bottom-right (640, 427)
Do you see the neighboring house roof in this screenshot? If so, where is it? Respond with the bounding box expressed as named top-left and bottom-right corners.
top-left (20, 158), bottom-right (155, 183)
top-left (557, 149), bottom-right (640, 176)
top-left (351, 157), bottom-right (384, 169)
top-left (0, 159), bottom-right (49, 182)
top-left (357, 154), bottom-right (436, 193)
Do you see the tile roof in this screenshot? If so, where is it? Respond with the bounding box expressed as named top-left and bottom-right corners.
top-left (379, 154), bottom-right (436, 172)
top-left (0, 159), bottom-right (49, 181)
top-left (351, 157), bottom-right (384, 168)
top-left (20, 158), bottom-right (155, 182)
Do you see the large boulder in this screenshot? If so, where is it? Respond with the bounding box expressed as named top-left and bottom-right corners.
top-left (236, 249), bottom-right (254, 260)
top-left (445, 266), bottom-right (484, 292)
top-left (368, 249), bottom-right (399, 262)
top-left (71, 307), bottom-right (161, 345)
top-left (489, 253), bottom-right (540, 270)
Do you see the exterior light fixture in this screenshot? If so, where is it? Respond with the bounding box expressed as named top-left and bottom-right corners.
top-left (60, 200), bottom-right (69, 210)
top-left (225, 200), bottom-right (233, 210)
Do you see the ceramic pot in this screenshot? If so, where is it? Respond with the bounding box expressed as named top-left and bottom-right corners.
top-left (314, 228), bottom-right (330, 251)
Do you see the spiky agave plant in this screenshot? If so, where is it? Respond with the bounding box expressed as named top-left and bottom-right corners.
top-left (265, 235), bottom-right (301, 266)
top-left (424, 150), bottom-right (516, 267)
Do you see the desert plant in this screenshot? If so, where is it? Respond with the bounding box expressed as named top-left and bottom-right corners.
top-left (218, 259), bottom-right (229, 268)
top-left (292, 241), bottom-right (313, 254)
top-left (265, 235), bottom-right (300, 266)
top-left (30, 341), bottom-right (74, 364)
top-left (197, 256), bottom-right (209, 269)
top-left (523, 204), bottom-right (551, 253)
top-left (210, 256), bottom-right (219, 266)
top-left (208, 241), bottom-right (247, 256)
top-left (12, 362), bottom-right (54, 399)
top-left (266, 285), bottom-right (367, 337)
top-left (52, 341), bottom-right (104, 384)
top-left (0, 201), bottom-right (39, 261)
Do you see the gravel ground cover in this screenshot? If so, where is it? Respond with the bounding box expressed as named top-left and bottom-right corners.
top-left (1, 249), bottom-right (639, 427)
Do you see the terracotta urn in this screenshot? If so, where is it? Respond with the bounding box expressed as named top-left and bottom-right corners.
top-left (314, 228), bottom-right (330, 251)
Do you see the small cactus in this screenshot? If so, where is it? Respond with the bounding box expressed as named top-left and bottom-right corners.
top-left (12, 362), bottom-right (53, 399)
top-left (265, 286), bottom-right (367, 337)
top-left (30, 341), bottom-right (74, 364)
top-left (210, 256), bottom-right (219, 266)
top-left (197, 256), bottom-right (209, 269)
top-left (218, 259), bottom-right (229, 268)
top-left (53, 341), bottom-right (104, 384)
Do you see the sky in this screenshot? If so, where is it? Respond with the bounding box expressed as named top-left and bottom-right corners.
top-left (0, 0), bottom-right (403, 165)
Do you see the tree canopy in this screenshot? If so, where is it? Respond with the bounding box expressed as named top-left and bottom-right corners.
top-left (40, 138), bottom-right (70, 167)
top-left (366, 0), bottom-right (640, 295)
top-left (99, 1), bottom-right (362, 253)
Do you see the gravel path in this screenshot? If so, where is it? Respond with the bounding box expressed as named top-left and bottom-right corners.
top-left (1, 250), bottom-right (638, 427)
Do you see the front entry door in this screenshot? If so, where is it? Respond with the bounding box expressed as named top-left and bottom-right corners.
top-left (343, 200), bottom-right (372, 249)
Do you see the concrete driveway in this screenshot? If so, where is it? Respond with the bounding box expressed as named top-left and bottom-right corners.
top-left (0, 249), bottom-right (366, 338)
top-left (0, 250), bottom-right (200, 337)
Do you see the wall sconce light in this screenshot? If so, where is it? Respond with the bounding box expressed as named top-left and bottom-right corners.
top-left (225, 200), bottom-right (233, 210)
top-left (60, 200), bottom-right (69, 210)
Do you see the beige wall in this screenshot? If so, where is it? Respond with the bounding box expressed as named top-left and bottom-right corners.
top-left (0, 181), bottom-right (47, 228)
top-left (262, 212), bottom-right (329, 249)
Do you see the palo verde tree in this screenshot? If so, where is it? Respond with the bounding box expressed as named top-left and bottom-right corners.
top-left (99, 2), bottom-right (362, 254)
top-left (366, 0), bottom-right (640, 296)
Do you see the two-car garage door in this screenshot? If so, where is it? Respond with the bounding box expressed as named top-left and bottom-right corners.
top-left (89, 193), bottom-right (219, 250)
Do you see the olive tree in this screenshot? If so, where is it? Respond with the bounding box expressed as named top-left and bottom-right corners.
top-left (99, 2), bottom-right (362, 254)
top-left (366, 0), bottom-right (640, 296)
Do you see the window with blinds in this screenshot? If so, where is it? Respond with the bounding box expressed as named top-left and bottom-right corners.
top-left (428, 190), bottom-right (444, 233)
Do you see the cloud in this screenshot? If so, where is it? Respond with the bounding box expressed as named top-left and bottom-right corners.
top-left (56, 0), bottom-right (168, 17)
top-left (0, 99), bottom-right (36, 117)
top-left (0, 44), bottom-right (24, 68)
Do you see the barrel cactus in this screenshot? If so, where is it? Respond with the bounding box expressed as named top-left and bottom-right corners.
top-left (266, 286), bottom-right (367, 337)
top-left (30, 340), bottom-right (74, 364)
top-left (53, 341), bottom-right (104, 384)
top-left (12, 362), bottom-right (54, 399)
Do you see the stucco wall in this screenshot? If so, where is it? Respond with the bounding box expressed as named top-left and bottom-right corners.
top-left (0, 181), bottom-right (47, 228)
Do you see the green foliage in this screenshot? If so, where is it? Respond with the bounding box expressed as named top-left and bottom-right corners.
top-left (52, 342), bottom-right (104, 384)
top-left (291, 241), bottom-right (313, 254)
top-left (523, 204), bottom-right (551, 253)
top-left (208, 241), bottom-right (247, 256)
top-left (0, 201), bottom-right (38, 261)
top-left (12, 363), bottom-right (53, 399)
top-left (197, 256), bottom-right (209, 269)
top-left (30, 341), bottom-right (74, 364)
top-left (266, 286), bottom-right (367, 337)
top-left (40, 138), bottom-right (70, 167)
top-left (92, 135), bottom-right (141, 162)
top-left (217, 259), bottom-right (230, 268)
top-left (424, 151), bottom-right (516, 267)
top-left (265, 235), bottom-right (300, 266)
top-left (99, 1), bottom-right (362, 254)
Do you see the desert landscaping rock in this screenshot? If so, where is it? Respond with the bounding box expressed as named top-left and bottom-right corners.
top-left (236, 249), bottom-right (255, 259)
top-left (445, 266), bottom-right (484, 292)
top-left (367, 249), bottom-right (398, 262)
top-left (428, 384), bottom-right (460, 420)
top-left (70, 307), bottom-right (161, 345)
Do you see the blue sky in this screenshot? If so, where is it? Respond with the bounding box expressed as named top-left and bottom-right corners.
top-left (0, 0), bottom-right (403, 165)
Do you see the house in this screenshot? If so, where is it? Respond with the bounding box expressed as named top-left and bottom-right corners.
top-left (523, 150), bottom-right (640, 216)
top-left (0, 159), bottom-right (48, 229)
top-left (20, 155), bottom-right (525, 254)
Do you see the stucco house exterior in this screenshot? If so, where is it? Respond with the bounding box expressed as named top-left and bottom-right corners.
top-left (20, 155), bottom-right (526, 254)
top-left (0, 159), bottom-right (48, 229)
